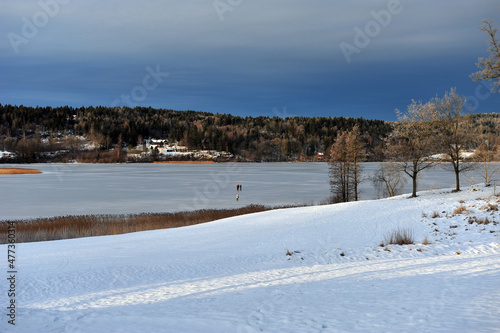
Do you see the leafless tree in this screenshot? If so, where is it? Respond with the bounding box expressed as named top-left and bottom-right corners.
top-left (328, 126), bottom-right (364, 202)
top-left (432, 88), bottom-right (476, 192)
top-left (392, 100), bottom-right (437, 197)
top-left (114, 133), bottom-right (126, 163)
top-left (372, 162), bottom-right (407, 198)
top-left (471, 138), bottom-right (499, 185)
top-left (347, 125), bottom-right (364, 201)
top-left (471, 20), bottom-right (500, 93)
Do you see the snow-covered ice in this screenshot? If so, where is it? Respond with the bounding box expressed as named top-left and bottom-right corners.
top-left (1, 163), bottom-right (496, 220)
top-left (1, 184), bottom-right (499, 332)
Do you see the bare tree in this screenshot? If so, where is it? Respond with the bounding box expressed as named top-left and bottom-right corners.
top-left (114, 133), bottom-right (126, 163)
top-left (471, 138), bottom-right (499, 185)
top-left (346, 125), bottom-right (364, 201)
top-left (471, 20), bottom-right (500, 93)
top-left (372, 162), bottom-right (407, 198)
top-left (432, 88), bottom-right (476, 192)
top-left (392, 100), bottom-right (437, 197)
top-left (329, 131), bottom-right (350, 203)
top-left (328, 126), bottom-right (364, 202)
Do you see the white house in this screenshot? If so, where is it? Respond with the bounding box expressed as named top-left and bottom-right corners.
top-left (0, 151), bottom-right (16, 159)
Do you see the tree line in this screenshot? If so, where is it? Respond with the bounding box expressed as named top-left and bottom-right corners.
top-left (0, 104), bottom-right (392, 162)
top-left (0, 102), bottom-right (497, 165)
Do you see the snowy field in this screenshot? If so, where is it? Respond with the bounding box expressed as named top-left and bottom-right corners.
top-left (1, 163), bottom-right (497, 220)
top-left (1, 184), bottom-right (499, 332)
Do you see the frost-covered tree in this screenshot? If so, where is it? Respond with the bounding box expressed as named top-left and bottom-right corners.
top-left (392, 100), bottom-right (437, 198)
top-left (328, 125), bottom-right (364, 202)
top-left (432, 88), bottom-right (475, 192)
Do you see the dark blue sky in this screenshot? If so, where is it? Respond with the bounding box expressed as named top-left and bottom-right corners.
top-left (1, 0), bottom-right (499, 120)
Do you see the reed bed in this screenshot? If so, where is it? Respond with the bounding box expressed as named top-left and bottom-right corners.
top-left (0, 204), bottom-right (301, 244)
top-left (0, 168), bottom-right (42, 175)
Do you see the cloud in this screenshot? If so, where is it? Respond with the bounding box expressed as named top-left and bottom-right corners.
top-left (1, 0), bottom-right (499, 118)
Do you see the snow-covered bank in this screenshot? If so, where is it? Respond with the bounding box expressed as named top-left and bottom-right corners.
top-left (1, 185), bottom-right (499, 332)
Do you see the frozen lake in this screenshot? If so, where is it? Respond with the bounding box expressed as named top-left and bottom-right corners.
top-left (1, 162), bottom-right (497, 220)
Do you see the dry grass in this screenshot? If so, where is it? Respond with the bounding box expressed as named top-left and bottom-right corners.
top-left (453, 205), bottom-right (468, 215)
top-left (0, 204), bottom-right (294, 244)
top-left (477, 217), bottom-right (490, 225)
top-left (0, 168), bottom-right (42, 175)
top-left (383, 228), bottom-right (414, 246)
top-left (468, 216), bottom-right (491, 225)
top-left (431, 211), bottom-right (440, 218)
top-left (422, 237), bottom-right (429, 245)
top-left (480, 203), bottom-right (498, 212)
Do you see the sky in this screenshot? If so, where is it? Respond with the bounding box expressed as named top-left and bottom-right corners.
top-left (1, 0), bottom-right (499, 121)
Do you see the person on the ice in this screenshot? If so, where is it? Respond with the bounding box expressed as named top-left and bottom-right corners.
top-left (236, 184), bottom-right (240, 191)
top-left (239, 184), bottom-right (242, 191)
top-left (236, 193), bottom-right (239, 201)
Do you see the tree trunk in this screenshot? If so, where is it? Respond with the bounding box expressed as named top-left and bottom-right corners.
top-left (411, 175), bottom-right (417, 198)
top-left (454, 159), bottom-right (460, 192)
top-left (410, 161), bottom-right (418, 197)
top-left (353, 159), bottom-right (358, 201)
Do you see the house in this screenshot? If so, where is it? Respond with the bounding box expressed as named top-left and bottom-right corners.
top-left (148, 139), bottom-right (168, 150)
top-left (0, 151), bottom-right (16, 159)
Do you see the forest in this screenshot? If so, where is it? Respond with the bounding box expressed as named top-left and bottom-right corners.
top-left (0, 103), bottom-right (498, 163)
top-left (0, 104), bottom-right (394, 162)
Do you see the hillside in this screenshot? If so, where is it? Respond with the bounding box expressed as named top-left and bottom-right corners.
top-left (0, 104), bottom-right (391, 162)
top-left (1, 184), bottom-right (499, 332)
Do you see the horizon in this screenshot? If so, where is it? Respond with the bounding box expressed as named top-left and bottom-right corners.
top-left (1, 102), bottom-right (499, 124)
top-left (1, 1), bottom-right (500, 121)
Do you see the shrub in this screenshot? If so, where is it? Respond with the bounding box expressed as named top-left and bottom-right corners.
top-left (481, 203), bottom-right (498, 212)
top-left (383, 228), bottom-right (414, 246)
top-left (453, 205), bottom-right (467, 215)
top-left (468, 216), bottom-right (491, 225)
top-left (477, 217), bottom-right (490, 225)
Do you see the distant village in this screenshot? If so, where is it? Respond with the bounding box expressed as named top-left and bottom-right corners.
top-left (0, 135), bottom-right (478, 164)
top-left (128, 139), bottom-right (234, 161)
top-left (0, 136), bottom-right (235, 163)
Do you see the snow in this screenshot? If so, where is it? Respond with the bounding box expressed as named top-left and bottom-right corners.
top-left (1, 184), bottom-right (499, 332)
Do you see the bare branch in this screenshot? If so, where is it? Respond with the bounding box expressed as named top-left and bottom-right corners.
top-left (471, 19), bottom-right (500, 93)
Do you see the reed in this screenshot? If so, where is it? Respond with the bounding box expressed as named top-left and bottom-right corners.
top-left (0, 204), bottom-right (301, 244)
top-left (0, 168), bottom-right (42, 175)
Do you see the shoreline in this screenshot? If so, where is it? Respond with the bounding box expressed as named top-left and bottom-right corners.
top-left (0, 203), bottom-right (305, 244)
top-left (153, 161), bottom-right (216, 164)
